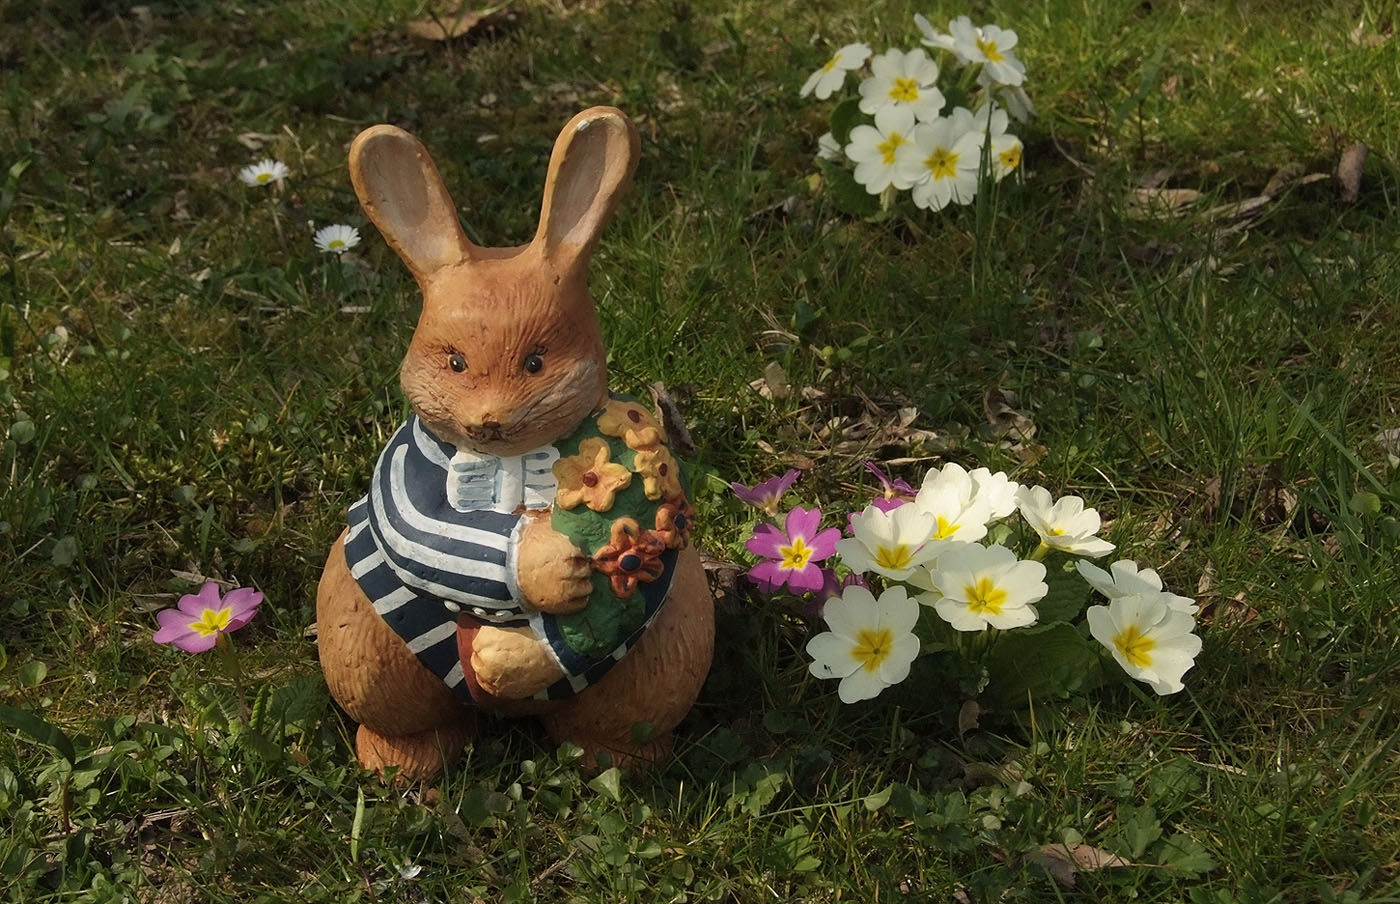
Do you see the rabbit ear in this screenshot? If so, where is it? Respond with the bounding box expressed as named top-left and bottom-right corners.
top-left (532, 107), bottom-right (640, 270)
top-left (349, 125), bottom-right (475, 280)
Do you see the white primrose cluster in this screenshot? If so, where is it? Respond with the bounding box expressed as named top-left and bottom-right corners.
top-left (801, 463), bottom-right (1203, 704)
top-left (800, 14), bottom-right (1033, 212)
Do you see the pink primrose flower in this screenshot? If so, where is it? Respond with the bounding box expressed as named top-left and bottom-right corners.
top-left (152, 582), bottom-right (263, 653)
top-left (730, 469), bottom-right (801, 516)
top-left (745, 506), bottom-right (841, 594)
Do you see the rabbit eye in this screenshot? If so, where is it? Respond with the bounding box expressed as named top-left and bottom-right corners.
top-left (522, 353), bottom-right (544, 375)
top-left (448, 353), bottom-right (467, 373)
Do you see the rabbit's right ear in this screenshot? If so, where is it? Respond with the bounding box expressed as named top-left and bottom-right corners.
top-left (349, 125), bottom-right (475, 280)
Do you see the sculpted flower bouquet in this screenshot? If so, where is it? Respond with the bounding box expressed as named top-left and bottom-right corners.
top-left (803, 13), bottom-right (1034, 216)
top-left (736, 464), bottom-right (1202, 709)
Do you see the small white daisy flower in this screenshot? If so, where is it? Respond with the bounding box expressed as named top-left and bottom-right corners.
top-left (1087, 593), bottom-right (1202, 695)
top-left (800, 42), bottom-right (872, 100)
top-left (313, 223), bottom-right (361, 254)
top-left (948, 16), bottom-right (1026, 87)
top-left (238, 159), bottom-right (290, 187)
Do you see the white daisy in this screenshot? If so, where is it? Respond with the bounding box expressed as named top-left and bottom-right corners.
top-left (948, 16), bottom-right (1026, 87)
top-left (313, 223), bottom-right (361, 254)
top-left (238, 159), bottom-right (290, 187)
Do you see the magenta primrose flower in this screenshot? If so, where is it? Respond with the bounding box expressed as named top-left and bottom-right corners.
top-left (864, 461), bottom-right (915, 511)
top-left (731, 469), bottom-right (801, 516)
top-left (745, 506), bottom-right (842, 593)
top-left (152, 582), bottom-right (264, 653)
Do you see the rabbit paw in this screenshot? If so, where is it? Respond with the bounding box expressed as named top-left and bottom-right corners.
top-left (517, 514), bottom-right (593, 614)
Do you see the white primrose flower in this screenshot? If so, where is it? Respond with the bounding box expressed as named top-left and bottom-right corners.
top-left (816, 131), bottom-right (843, 162)
top-left (947, 15), bottom-right (1026, 87)
top-left (896, 107), bottom-right (983, 211)
top-left (837, 501), bottom-right (939, 581)
top-left (238, 159), bottom-right (290, 187)
top-left (914, 462), bottom-right (994, 542)
top-left (969, 467), bottom-right (1020, 521)
top-left (313, 223), bottom-right (361, 254)
top-left (912, 12), bottom-right (957, 53)
top-left (1015, 485), bottom-right (1116, 557)
top-left (800, 42), bottom-right (872, 100)
top-left (858, 48), bottom-right (945, 123)
top-left (1076, 560), bottom-right (1198, 614)
top-left (845, 105), bottom-right (919, 195)
top-left (922, 543), bottom-right (1046, 632)
top-left (1086, 593), bottom-right (1201, 695)
top-left (978, 69), bottom-right (1036, 122)
top-left (971, 104), bottom-right (1022, 181)
top-left (807, 584), bottom-right (921, 703)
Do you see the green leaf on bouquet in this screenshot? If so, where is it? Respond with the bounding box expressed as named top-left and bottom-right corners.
top-left (816, 160), bottom-right (879, 218)
top-left (828, 96), bottom-right (864, 145)
top-left (983, 623), bottom-right (1101, 709)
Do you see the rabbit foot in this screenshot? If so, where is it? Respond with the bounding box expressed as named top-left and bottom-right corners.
top-left (356, 720), bottom-right (475, 783)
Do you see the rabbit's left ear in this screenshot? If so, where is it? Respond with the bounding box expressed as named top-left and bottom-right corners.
top-left (532, 107), bottom-right (640, 272)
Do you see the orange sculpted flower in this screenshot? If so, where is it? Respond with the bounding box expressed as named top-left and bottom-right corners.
top-left (593, 518), bottom-right (667, 598)
top-left (653, 500), bottom-right (695, 549)
top-left (554, 437), bottom-right (632, 512)
top-left (632, 445), bottom-right (684, 502)
top-left (597, 400), bottom-right (665, 450)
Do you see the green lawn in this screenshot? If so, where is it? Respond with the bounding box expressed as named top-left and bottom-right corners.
top-left (2, 0), bottom-right (1398, 900)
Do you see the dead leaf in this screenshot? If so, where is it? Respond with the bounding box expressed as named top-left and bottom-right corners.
top-left (957, 699), bottom-right (980, 741)
top-left (1127, 186), bottom-right (1200, 218)
top-left (982, 387), bottom-right (1035, 442)
top-left (1030, 844), bottom-right (1134, 888)
top-left (648, 381), bottom-right (696, 458)
top-left (1337, 143), bottom-right (1368, 203)
top-left (404, 3), bottom-right (512, 41)
top-left (235, 131), bottom-right (279, 150)
top-left (749, 361), bottom-right (791, 401)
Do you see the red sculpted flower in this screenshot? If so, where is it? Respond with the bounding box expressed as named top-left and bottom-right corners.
top-left (593, 518), bottom-right (667, 598)
top-left (653, 500), bottom-right (695, 549)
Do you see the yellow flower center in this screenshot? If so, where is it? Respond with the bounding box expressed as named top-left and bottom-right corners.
top-left (925, 147), bottom-right (959, 180)
top-left (964, 577), bottom-right (1007, 615)
top-left (1113, 625), bottom-right (1156, 668)
top-left (853, 627), bottom-right (894, 672)
top-left (888, 77), bottom-right (920, 103)
top-left (932, 516), bottom-right (961, 540)
top-left (874, 544), bottom-right (912, 571)
top-left (877, 131), bottom-right (907, 165)
top-left (999, 145), bottom-right (1022, 171)
top-left (328, 239), bottom-right (345, 249)
top-left (189, 606), bottom-right (233, 638)
top-left (1047, 526), bottom-right (1066, 537)
top-left (976, 37), bottom-right (1005, 62)
top-left (255, 173), bottom-right (272, 183)
top-left (779, 536), bottom-right (814, 571)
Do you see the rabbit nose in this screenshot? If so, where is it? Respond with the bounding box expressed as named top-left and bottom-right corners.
top-left (481, 418), bottom-right (501, 430)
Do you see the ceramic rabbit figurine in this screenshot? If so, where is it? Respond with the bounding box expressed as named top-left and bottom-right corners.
top-left (316, 107), bottom-right (715, 780)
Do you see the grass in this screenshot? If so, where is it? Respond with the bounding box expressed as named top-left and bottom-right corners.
top-left (2, 0), bottom-right (1399, 900)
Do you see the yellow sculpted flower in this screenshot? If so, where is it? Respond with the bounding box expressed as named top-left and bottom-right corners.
top-left (554, 437), bottom-right (632, 512)
top-left (632, 445), bottom-right (684, 502)
top-left (597, 400), bottom-right (665, 450)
